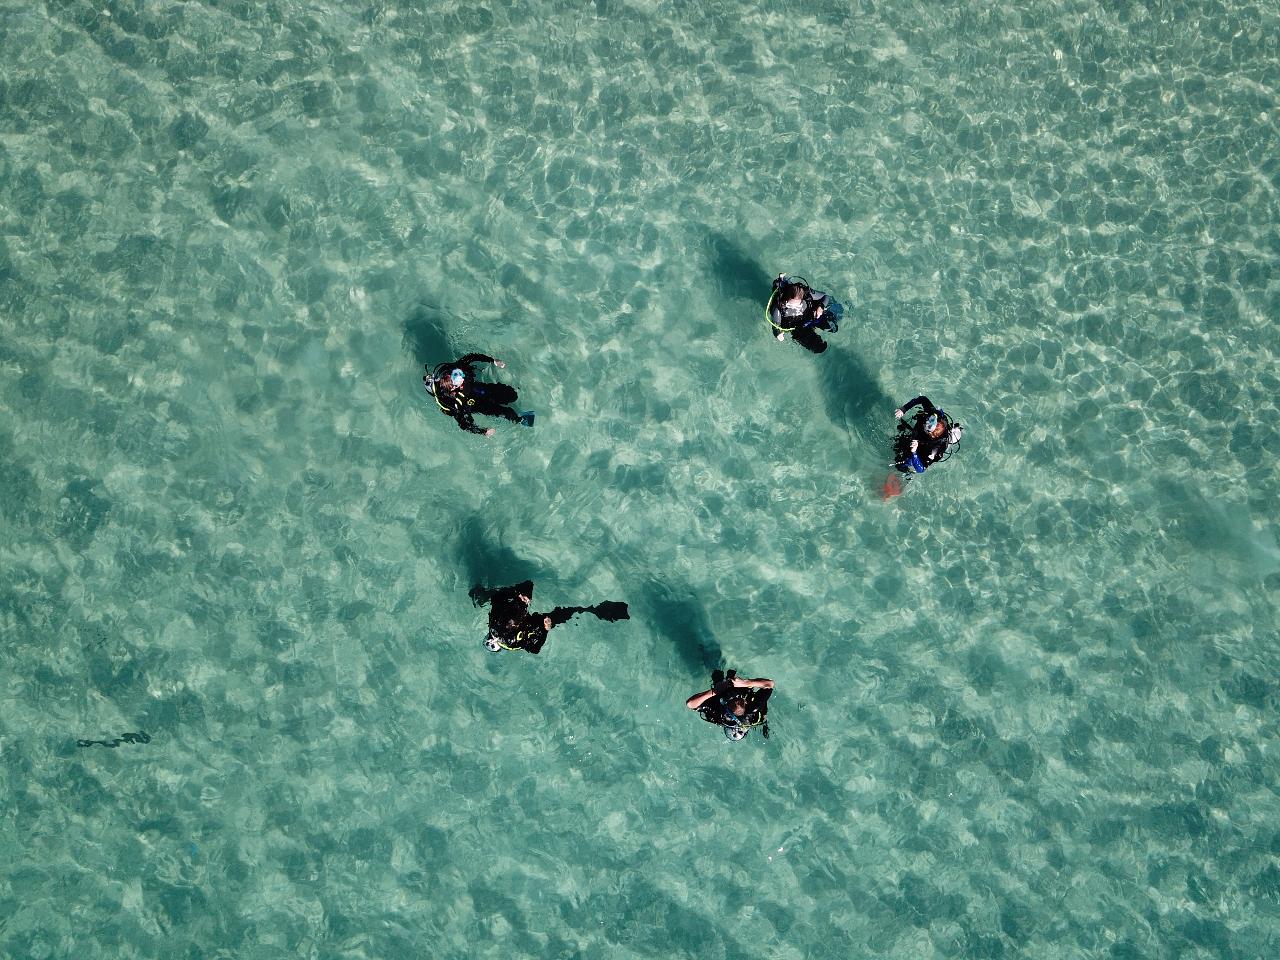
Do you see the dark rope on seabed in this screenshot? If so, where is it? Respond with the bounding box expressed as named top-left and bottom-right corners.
top-left (77, 731), bottom-right (151, 748)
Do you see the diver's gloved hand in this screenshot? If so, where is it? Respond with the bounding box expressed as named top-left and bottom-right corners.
top-left (775, 331), bottom-right (787, 342)
top-left (894, 408), bottom-right (904, 420)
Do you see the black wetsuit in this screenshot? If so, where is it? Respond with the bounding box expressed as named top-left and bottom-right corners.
top-left (894, 395), bottom-right (954, 473)
top-left (475, 581), bottom-right (627, 654)
top-left (699, 685), bottom-right (772, 737)
top-left (769, 276), bottom-right (834, 354)
top-left (701, 675), bottom-right (768, 737)
top-left (426, 354), bottom-right (521, 434)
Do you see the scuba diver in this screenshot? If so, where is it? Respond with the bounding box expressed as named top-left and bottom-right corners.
top-left (424, 353), bottom-right (534, 436)
top-left (893, 395), bottom-right (964, 475)
top-left (471, 580), bottom-right (629, 655)
top-left (766, 273), bottom-right (838, 354)
top-left (686, 670), bottom-right (774, 741)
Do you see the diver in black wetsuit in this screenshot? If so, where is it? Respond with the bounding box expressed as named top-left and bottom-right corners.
top-left (471, 581), bottom-right (629, 654)
top-left (424, 353), bottom-right (532, 436)
top-left (768, 274), bottom-right (837, 354)
top-left (686, 669), bottom-right (774, 741)
top-left (893, 395), bottom-right (963, 473)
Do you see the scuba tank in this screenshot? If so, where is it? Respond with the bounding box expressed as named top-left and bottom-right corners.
top-left (938, 419), bottom-right (963, 462)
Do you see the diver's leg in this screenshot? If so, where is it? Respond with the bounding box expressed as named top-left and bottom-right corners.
top-left (483, 382), bottom-right (518, 406)
top-left (546, 606), bottom-right (587, 627)
top-left (474, 399), bottom-right (523, 423)
top-left (793, 327), bottom-right (828, 354)
top-left (471, 381), bottom-right (518, 405)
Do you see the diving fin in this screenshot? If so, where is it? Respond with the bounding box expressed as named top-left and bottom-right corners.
top-left (518, 411), bottom-right (535, 427)
top-left (589, 601), bottom-right (630, 622)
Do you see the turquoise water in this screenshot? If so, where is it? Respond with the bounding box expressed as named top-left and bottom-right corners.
top-left (2, 0), bottom-right (1279, 956)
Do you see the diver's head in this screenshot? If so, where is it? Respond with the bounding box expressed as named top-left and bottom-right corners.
top-left (782, 283), bottom-right (806, 310)
top-left (926, 413), bottom-right (946, 438)
top-left (731, 700), bottom-right (747, 718)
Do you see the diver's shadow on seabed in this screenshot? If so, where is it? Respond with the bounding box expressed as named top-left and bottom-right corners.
top-left (454, 516), bottom-right (552, 606)
top-left (704, 230), bottom-right (770, 316)
top-left (816, 347), bottom-right (895, 445)
top-left (637, 580), bottom-right (723, 679)
top-left (702, 229), bottom-right (894, 447)
top-left (402, 304), bottom-right (454, 368)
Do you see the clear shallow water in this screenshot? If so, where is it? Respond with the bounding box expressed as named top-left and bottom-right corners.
top-left (1, 0), bottom-right (1278, 957)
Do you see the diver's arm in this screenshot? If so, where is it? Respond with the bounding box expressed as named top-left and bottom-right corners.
top-left (457, 352), bottom-right (504, 368)
top-left (443, 396), bottom-right (494, 436)
top-left (443, 395), bottom-right (474, 432)
top-left (686, 688), bottom-right (717, 710)
top-left (770, 303), bottom-right (798, 341)
top-left (771, 276), bottom-right (787, 338)
top-left (899, 396), bottom-right (934, 415)
top-left (453, 406), bottom-right (488, 434)
top-left (491, 582), bottom-right (533, 608)
top-left (895, 396), bottom-right (935, 420)
top-left (732, 677), bottom-right (774, 690)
